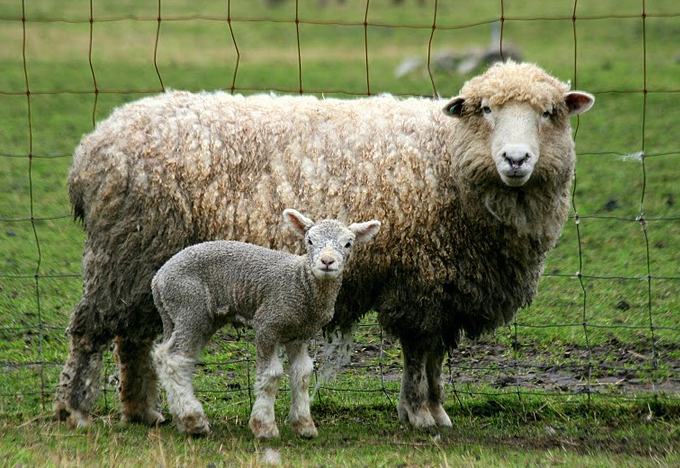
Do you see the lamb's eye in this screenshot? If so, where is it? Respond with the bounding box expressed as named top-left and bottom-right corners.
top-left (307, 239), bottom-right (313, 246)
top-left (482, 105), bottom-right (492, 114)
top-left (344, 242), bottom-right (352, 249)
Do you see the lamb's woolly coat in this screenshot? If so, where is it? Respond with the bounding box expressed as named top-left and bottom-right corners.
top-left (58, 61), bottom-right (593, 428)
top-left (151, 212), bottom-right (380, 439)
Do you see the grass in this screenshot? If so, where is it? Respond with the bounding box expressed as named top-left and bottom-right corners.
top-left (2, 398), bottom-right (679, 467)
top-left (2, 0), bottom-right (680, 465)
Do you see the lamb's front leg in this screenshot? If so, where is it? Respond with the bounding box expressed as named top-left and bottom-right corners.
top-left (249, 338), bottom-right (284, 440)
top-left (286, 341), bottom-right (317, 439)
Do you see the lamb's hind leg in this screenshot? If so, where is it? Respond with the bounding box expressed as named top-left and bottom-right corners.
top-left (116, 336), bottom-right (165, 426)
top-left (54, 299), bottom-right (110, 429)
top-left (425, 348), bottom-right (452, 427)
top-left (397, 340), bottom-right (436, 428)
top-left (286, 341), bottom-right (317, 439)
top-left (154, 333), bottom-right (210, 435)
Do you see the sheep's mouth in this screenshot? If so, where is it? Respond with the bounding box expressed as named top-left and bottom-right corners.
top-left (500, 171), bottom-right (531, 187)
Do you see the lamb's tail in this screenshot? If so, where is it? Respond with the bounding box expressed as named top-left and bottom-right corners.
top-left (310, 326), bottom-right (356, 401)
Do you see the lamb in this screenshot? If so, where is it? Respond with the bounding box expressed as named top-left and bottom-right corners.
top-left (55, 61), bottom-right (594, 429)
top-left (152, 209), bottom-right (381, 439)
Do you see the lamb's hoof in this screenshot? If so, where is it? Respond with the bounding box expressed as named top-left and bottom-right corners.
top-left (177, 412), bottom-right (211, 436)
top-left (249, 418), bottom-right (280, 440)
top-left (122, 409), bottom-right (166, 427)
top-left (292, 418), bottom-right (318, 439)
top-left (54, 401), bottom-right (90, 429)
top-left (398, 404), bottom-right (436, 429)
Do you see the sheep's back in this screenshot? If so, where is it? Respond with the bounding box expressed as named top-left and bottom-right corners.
top-left (69, 92), bottom-right (458, 285)
top-left (68, 90), bottom-right (563, 343)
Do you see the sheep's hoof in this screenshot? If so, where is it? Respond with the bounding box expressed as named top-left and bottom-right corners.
top-left (122, 409), bottom-right (166, 427)
top-left (397, 404), bottom-right (436, 429)
top-left (249, 418), bottom-right (280, 440)
top-left (54, 401), bottom-right (90, 429)
top-left (177, 412), bottom-right (211, 436)
top-left (292, 418), bottom-right (318, 439)
top-left (429, 404), bottom-right (453, 427)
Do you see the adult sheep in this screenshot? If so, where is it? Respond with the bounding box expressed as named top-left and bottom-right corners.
top-left (55, 61), bottom-right (594, 429)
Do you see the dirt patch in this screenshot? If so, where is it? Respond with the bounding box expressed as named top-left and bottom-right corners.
top-left (207, 327), bottom-right (680, 397)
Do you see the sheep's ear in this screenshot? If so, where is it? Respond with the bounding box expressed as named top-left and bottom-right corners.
top-left (443, 96), bottom-right (465, 118)
top-left (283, 209), bottom-right (315, 238)
top-left (565, 91), bottom-right (595, 116)
top-left (349, 220), bottom-right (381, 244)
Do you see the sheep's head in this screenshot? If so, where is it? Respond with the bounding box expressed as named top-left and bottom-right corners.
top-left (443, 61), bottom-right (594, 188)
top-left (283, 209), bottom-right (381, 280)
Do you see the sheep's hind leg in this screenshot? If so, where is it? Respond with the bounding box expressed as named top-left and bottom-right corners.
top-left (397, 340), bottom-right (436, 428)
top-left (54, 330), bottom-right (109, 429)
top-left (249, 338), bottom-right (284, 440)
top-left (286, 341), bottom-right (317, 439)
top-left (154, 334), bottom-right (210, 435)
top-left (425, 348), bottom-right (452, 427)
top-left (116, 336), bottom-right (165, 426)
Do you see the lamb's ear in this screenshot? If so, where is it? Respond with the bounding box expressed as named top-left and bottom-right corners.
top-left (565, 91), bottom-right (595, 116)
top-left (349, 220), bottom-right (381, 244)
top-left (283, 209), bottom-right (315, 238)
top-left (443, 96), bottom-right (466, 118)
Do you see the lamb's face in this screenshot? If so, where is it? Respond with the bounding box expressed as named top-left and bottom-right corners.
top-left (282, 209), bottom-right (382, 281)
top-left (305, 221), bottom-right (356, 280)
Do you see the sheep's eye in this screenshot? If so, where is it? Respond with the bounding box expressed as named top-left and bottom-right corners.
top-left (481, 105), bottom-right (492, 114)
top-left (542, 110), bottom-right (552, 118)
top-left (344, 242), bottom-right (352, 249)
top-left (307, 239), bottom-right (313, 246)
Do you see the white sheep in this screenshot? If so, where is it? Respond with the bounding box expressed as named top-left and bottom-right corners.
top-left (55, 61), bottom-right (594, 430)
top-left (152, 209), bottom-right (381, 439)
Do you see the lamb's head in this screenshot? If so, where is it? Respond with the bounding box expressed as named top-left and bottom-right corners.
top-left (443, 61), bottom-right (594, 188)
top-left (283, 209), bottom-right (381, 280)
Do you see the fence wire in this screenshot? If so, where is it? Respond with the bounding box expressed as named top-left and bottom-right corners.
top-left (1, 0), bottom-right (680, 420)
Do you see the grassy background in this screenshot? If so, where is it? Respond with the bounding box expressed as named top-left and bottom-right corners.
top-left (1, 0), bottom-right (680, 466)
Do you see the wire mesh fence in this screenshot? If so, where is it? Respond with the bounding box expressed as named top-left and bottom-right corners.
top-left (1, 0), bottom-right (680, 420)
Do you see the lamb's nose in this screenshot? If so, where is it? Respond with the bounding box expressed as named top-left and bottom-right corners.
top-left (321, 258), bottom-right (335, 267)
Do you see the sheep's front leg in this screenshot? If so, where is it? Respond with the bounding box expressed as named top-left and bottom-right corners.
top-left (249, 337), bottom-right (284, 440)
top-left (398, 340), bottom-right (436, 428)
top-left (425, 348), bottom-right (452, 427)
top-left (286, 341), bottom-right (317, 439)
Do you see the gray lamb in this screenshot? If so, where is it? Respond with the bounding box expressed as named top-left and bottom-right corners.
top-left (152, 209), bottom-right (381, 440)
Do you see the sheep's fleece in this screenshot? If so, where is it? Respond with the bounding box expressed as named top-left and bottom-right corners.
top-left (55, 61), bottom-right (594, 429)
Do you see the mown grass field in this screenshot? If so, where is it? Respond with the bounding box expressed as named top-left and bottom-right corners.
top-left (1, 0), bottom-right (680, 466)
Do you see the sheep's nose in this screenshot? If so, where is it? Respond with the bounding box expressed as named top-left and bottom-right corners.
top-left (502, 144), bottom-right (532, 169)
top-left (321, 258), bottom-right (335, 267)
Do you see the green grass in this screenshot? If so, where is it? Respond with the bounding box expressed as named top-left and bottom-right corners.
top-left (2, 0), bottom-right (680, 465)
top-left (2, 398), bottom-right (679, 467)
